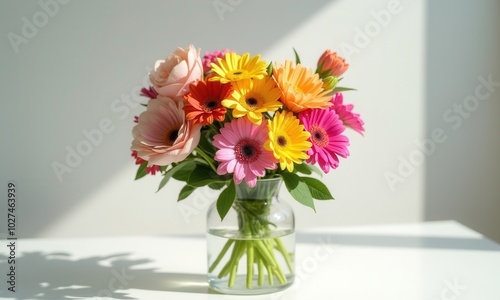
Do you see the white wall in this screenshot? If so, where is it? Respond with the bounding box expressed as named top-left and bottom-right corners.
top-left (424, 0), bottom-right (500, 242)
top-left (1, 0), bottom-right (427, 238)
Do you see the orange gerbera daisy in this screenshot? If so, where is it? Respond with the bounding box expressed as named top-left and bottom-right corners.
top-left (183, 80), bottom-right (233, 125)
top-left (273, 60), bottom-right (332, 113)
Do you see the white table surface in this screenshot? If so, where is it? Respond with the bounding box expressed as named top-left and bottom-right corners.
top-left (1, 220), bottom-right (499, 300)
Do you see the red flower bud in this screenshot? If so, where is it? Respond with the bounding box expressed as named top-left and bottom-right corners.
top-left (317, 50), bottom-right (349, 78)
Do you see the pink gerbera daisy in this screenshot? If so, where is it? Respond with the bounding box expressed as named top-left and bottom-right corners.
top-left (331, 93), bottom-right (365, 135)
top-left (213, 118), bottom-right (277, 187)
top-left (298, 108), bottom-right (350, 173)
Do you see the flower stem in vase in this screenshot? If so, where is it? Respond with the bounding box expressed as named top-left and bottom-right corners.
top-left (208, 194), bottom-right (294, 291)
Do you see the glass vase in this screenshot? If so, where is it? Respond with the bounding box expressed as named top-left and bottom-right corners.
top-left (206, 177), bottom-right (295, 295)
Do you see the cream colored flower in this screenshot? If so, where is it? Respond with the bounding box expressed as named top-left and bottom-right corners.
top-left (131, 96), bottom-right (201, 166)
top-left (149, 45), bottom-right (203, 100)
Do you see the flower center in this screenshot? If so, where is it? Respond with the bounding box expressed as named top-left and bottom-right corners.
top-left (234, 138), bottom-right (261, 163)
top-left (243, 95), bottom-right (264, 112)
top-left (163, 127), bottom-right (180, 146)
top-left (242, 145), bottom-right (254, 157)
top-left (277, 135), bottom-right (287, 147)
top-left (246, 97), bottom-right (258, 107)
top-left (309, 125), bottom-right (328, 147)
top-left (228, 70), bottom-right (249, 80)
top-left (293, 84), bottom-right (304, 95)
top-left (204, 99), bottom-right (218, 111)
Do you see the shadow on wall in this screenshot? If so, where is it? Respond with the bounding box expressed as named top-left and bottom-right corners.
top-left (0, 0), bottom-right (335, 238)
top-left (424, 0), bottom-right (500, 242)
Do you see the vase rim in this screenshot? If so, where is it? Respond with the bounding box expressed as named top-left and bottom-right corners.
top-left (254, 177), bottom-right (282, 182)
top-left (235, 177), bottom-right (282, 198)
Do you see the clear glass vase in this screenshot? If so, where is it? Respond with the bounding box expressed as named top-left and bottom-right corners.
top-left (206, 177), bottom-right (295, 295)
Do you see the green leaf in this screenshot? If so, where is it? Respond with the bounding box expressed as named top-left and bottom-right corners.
top-left (266, 61), bottom-right (273, 76)
top-left (294, 163), bottom-right (323, 177)
top-left (306, 164), bottom-right (323, 177)
top-left (315, 62), bottom-right (322, 75)
top-left (135, 162), bottom-right (148, 180)
top-left (187, 164), bottom-right (227, 187)
top-left (332, 86), bottom-right (357, 93)
top-left (280, 172), bottom-right (315, 211)
top-left (172, 162), bottom-right (196, 181)
top-left (293, 48), bottom-right (301, 64)
top-left (301, 177), bottom-right (334, 200)
top-left (157, 161), bottom-right (193, 192)
top-left (208, 182), bottom-right (226, 190)
top-left (293, 163), bottom-right (312, 175)
top-left (178, 185), bottom-right (196, 202)
top-left (217, 180), bottom-right (236, 220)
top-left (197, 131), bottom-right (217, 156)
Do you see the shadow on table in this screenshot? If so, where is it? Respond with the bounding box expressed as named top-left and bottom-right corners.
top-left (296, 232), bottom-right (500, 251)
top-left (2, 233), bottom-right (497, 299)
top-left (0, 251), bottom-right (217, 299)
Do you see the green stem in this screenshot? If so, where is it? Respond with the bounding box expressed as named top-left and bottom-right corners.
top-left (275, 238), bottom-right (294, 273)
top-left (265, 239), bottom-right (287, 284)
top-left (219, 240), bottom-right (240, 279)
top-left (257, 252), bottom-right (264, 286)
top-left (209, 181), bottom-right (293, 290)
top-left (228, 241), bottom-right (246, 287)
top-left (214, 237), bottom-right (291, 289)
top-left (246, 241), bottom-right (254, 289)
top-left (209, 239), bottom-right (233, 273)
top-left (229, 264), bottom-right (238, 288)
top-left (254, 239), bottom-right (276, 267)
top-left (195, 147), bottom-right (217, 173)
top-left (218, 258), bottom-right (232, 279)
top-left (266, 264), bottom-right (274, 285)
top-left (208, 123), bottom-right (219, 134)
top-left (273, 267), bottom-right (287, 285)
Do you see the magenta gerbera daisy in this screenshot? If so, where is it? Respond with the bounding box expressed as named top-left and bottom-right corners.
top-left (202, 49), bottom-right (232, 74)
top-left (298, 108), bottom-right (350, 173)
top-left (331, 93), bottom-right (365, 135)
top-left (213, 118), bottom-right (277, 187)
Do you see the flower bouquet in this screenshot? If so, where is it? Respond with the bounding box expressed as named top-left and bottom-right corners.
top-left (130, 45), bottom-right (364, 294)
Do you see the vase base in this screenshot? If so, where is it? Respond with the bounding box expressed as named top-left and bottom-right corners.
top-left (208, 274), bottom-right (294, 295)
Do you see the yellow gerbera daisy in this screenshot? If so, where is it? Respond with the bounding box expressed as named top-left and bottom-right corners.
top-left (210, 52), bottom-right (267, 83)
top-left (264, 111), bottom-right (311, 172)
top-left (222, 78), bottom-right (282, 125)
top-left (273, 60), bottom-right (332, 113)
